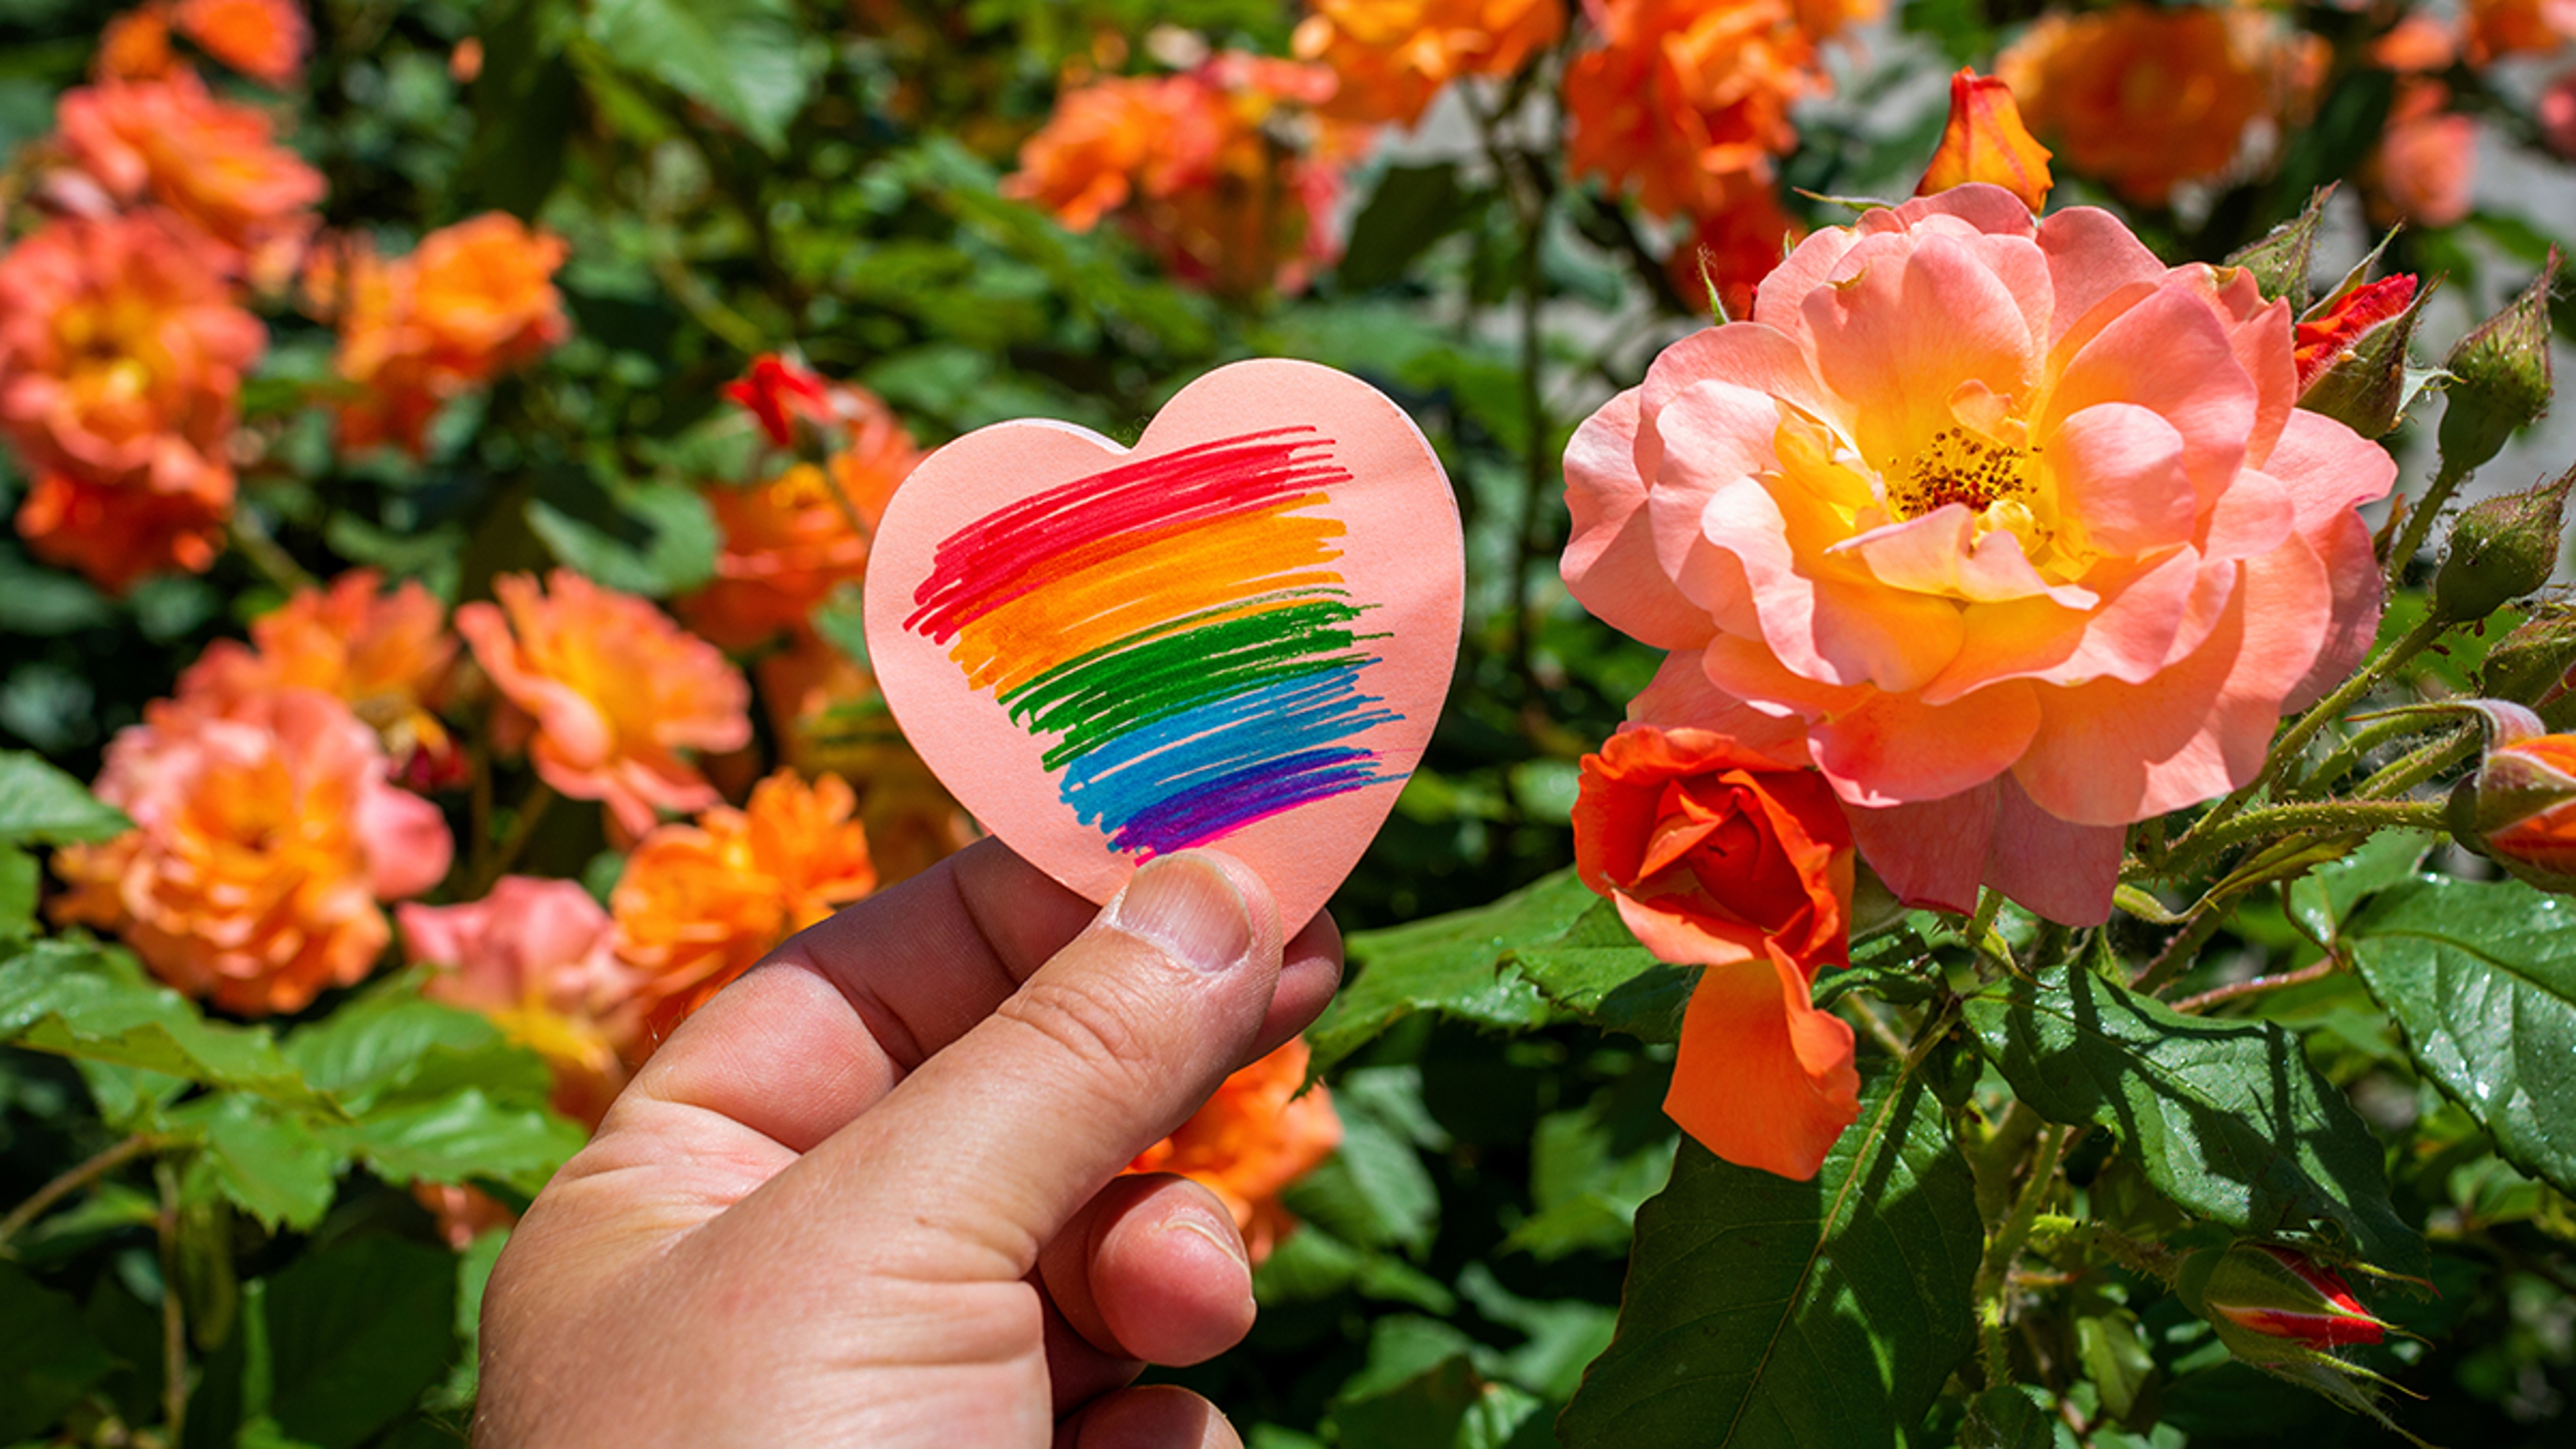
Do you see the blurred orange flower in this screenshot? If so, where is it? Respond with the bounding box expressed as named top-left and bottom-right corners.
top-left (1293, 0), bottom-right (1566, 127)
top-left (2465, 0), bottom-right (2576, 63)
top-left (1665, 174), bottom-right (1799, 321)
top-left (1564, 0), bottom-right (1827, 219)
top-left (0, 212), bottom-right (263, 590)
top-left (755, 637), bottom-right (977, 886)
top-left (2367, 80), bottom-right (2477, 227)
top-left (1005, 54), bottom-right (1364, 296)
top-left (177, 569), bottom-right (464, 787)
top-left (54, 70), bottom-right (324, 283)
top-left (323, 213), bottom-right (570, 455)
top-left (1128, 1037), bottom-right (1340, 1264)
top-left (96, 7), bottom-right (177, 78)
top-left (172, 0), bottom-right (309, 87)
top-left (458, 570), bottom-right (751, 838)
top-left (612, 768), bottom-right (877, 1044)
top-left (1996, 5), bottom-right (2322, 206)
top-left (682, 398), bottom-right (920, 650)
top-left (53, 688), bottom-right (453, 1016)
top-left (401, 875), bottom-right (641, 1126)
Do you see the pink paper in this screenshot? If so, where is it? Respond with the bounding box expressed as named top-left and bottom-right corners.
top-left (865, 359), bottom-right (1464, 927)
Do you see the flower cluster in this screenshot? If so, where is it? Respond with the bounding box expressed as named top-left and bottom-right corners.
top-left (1294, 0), bottom-right (1566, 127)
top-left (99, 0), bottom-right (310, 88)
top-left (1004, 52), bottom-right (1371, 297)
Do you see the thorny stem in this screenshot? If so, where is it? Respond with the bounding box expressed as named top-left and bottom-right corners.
top-left (2298, 710), bottom-right (2453, 798)
top-left (2355, 724), bottom-right (2481, 802)
top-left (2174, 798), bottom-right (2446, 855)
top-left (2169, 614), bottom-right (2450, 859)
top-left (2383, 453), bottom-right (2473, 590)
top-left (2132, 903), bottom-right (2229, 996)
top-left (1966, 888), bottom-right (2010, 974)
top-left (0, 1132), bottom-right (168, 1251)
top-left (156, 1161), bottom-right (186, 1444)
top-left (1976, 1124), bottom-right (2072, 1387)
top-left (2171, 957), bottom-right (2341, 1014)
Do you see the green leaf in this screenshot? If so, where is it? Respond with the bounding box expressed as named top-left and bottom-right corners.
top-left (1305, 871), bottom-right (1583, 1071)
top-left (0, 941), bottom-right (325, 1112)
top-left (1339, 162), bottom-right (1472, 292)
top-left (320, 1089), bottom-right (583, 1198)
top-left (1508, 1100), bottom-right (1677, 1262)
top-left (0, 844), bottom-right (34, 940)
top-left (1959, 1384), bottom-right (2080, 1449)
top-left (1558, 1064), bottom-right (1982, 1448)
top-left (2347, 875), bottom-right (2576, 1198)
top-left (266, 1238), bottom-right (458, 1449)
top-left (2288, 830), bottom-right (2434, 943)
top-left (1279, 1097), bottom-right (1438, 1257)
top-left (1253, 1224), bottom-right (1455, 1313)
top-left (173, 1094), bottom-right (344, 1232)
top-left (587, 0), bottom-right (814, 152)
top-left (1964, 966), bottom-right (2422, 1272)
top-left (526, 474), bottom-right (718, 598)
top-left (1327, 1317), bottom-right (1511, 1449)
top-left (1508, 900), bottom-right (1697, 1044)
top-left (283, 980), bottom-right (551, 1114)
top-left (0, 749), bottom-right (130, 845)
top-left (1455, 1263), bottom-right (1618, 1401)
top-left (0, 1260), bottom-right (115, 1440)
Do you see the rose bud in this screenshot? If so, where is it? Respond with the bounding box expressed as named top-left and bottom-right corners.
top-left (1917, 68), bottom-right (2053, 213)
top-left (2430, 463), bottom-right (2573, 624)
top-left (2295, 273), bottom-right (2430, 438)
top-left (2226, 185), bottom-right (2331, 306)
top-left (2438, 251), bottom-right (2559, 474)
top-left (2477, 602), bottom-right (2576, 710)
top-left (2180, 1242), bottom-right (2396, 1355)
top-left (2465, 727), bottom-right (2576, 893)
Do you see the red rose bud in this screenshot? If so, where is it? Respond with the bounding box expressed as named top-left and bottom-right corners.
top-left (2438, 250), bottom-right (2559, 474)
top-left (1917, 69), bottom-right (2053, 213)
top-left (2297, 275), bottom-right (2418, 392)
top-left (2180, 1243), bottom-right (2394, 1355)
top-left (2429, 462), bottom-right (2573, 624)
top-left (724, 354), bottom-right (833, 449)
top-left (2475, 731), bottom-right (2576, 892)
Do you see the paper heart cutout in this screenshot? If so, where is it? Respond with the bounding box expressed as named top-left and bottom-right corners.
top-left (865, 359), bottom-right (1463, 927)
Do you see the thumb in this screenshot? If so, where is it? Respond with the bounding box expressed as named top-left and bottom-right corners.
top-left (745, 850), bottom-right (1285, 1277)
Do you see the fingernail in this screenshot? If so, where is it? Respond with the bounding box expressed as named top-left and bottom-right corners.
top-left (1108, 854), bottom-right (1254, 974)
top-left (1165, 1207), bottom-right (1252, 1275)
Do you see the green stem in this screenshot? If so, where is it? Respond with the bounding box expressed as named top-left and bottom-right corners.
top-left (2296, 710), bottom-right (2451, 798)
top-left (2176, 798), bottom-right (2446, 855)
top-left (2132, 902), bottom-right (2229, 996)
top-left (225, 512), bottom-right (316, 595)
top-left (1965, 888), bottom-right (2011, 975)
top-left (1974, 1125), bottom-right (2071, 1387)
top-left (2355, 724), bottom-right (2481, 802)
top-left (2171, 957), bottom-right (2341, 1014)
top-left (156, 1160), bottom-right (187, 1444)
top-left (2383, 454), bottom-right (2473, 588)
top-left (466, 781), bottom-right (556, 896)
top-left (0, 1132), bottom-right (167, 1251)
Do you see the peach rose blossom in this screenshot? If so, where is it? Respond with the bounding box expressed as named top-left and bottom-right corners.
top-left (400, 875), bottom-right (641, 1126)
top-left (52, 688), bottom-right (453, 1016)
top-left (1573, 723), bottom-right (1858, 1179)
top-left (1563, 0), bottom-right (1831, 219)
top-left (2367, 80), bottom-right (2477, 229)
top-left (54, 70), bottom-right (324, 283)
top-left (323, 214), bottom-right (570, 455)
top-left (1128, 1037), bottom-right (1341, 1264)
top-left (1293, 0), bottom-right (1567, 127)
top-left (457, 570), bottom-right (751, 838)
top-left (1561, 185), bottom-right (2396, 925)
top-left (680, 388), bottom-right (919, 650)
top-left (0, 213), bottom-right (262, 589)
top-left (172, 0), bottom-right (309, 87)
top-left (1996, 5), bottom-right (2322, 206)
top-left (612, 769), bottom-right (877, 1045)
top-left (177, 569), bottom-right (464, 786)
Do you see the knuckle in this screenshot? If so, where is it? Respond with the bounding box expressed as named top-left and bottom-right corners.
top-left (999, 965), bottom-right (1165, 1087)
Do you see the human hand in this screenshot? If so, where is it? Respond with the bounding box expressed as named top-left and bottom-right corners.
top-left (473, 840), bottom-right (1344, 1448)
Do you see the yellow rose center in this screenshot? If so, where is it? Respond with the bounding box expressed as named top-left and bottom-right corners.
top-left (1888, 426), bottom-right (2037, 519)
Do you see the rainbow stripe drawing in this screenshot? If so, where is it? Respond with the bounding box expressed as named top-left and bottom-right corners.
top-left (902, 425), bottom-right (1401, 858)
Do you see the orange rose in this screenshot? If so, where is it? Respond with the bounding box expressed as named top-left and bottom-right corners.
top-left (1128, 1037), bottom-right (1341, 1264)
top-left (402, 875), bottom-right (641, 1126)
top-left (681, 388), bottom-right (918, 649)
top-left (171, 0), bottom-right (309, 87)
top-left (1293, 0), bottom-right (1566, 127)
top-left (325, 214), bottom-right (570, 456)
top-left (2465, 0), bottom-right (2576, 63)
top-left (97, 7), bottom-right (178, 79)
top-left (1564, 0), bottom-right (1827, 219)
top-left (52, 688), bottom-right (454, 1016)
top-left (612, 769), bottom-right (877, 1046)
top-left (1916, 68), bottom-right (2052, 212)
top-left (54, 70), bottom-right (324, 283)
top-left (177, 569), bottom-right (464, 786)
top-left (1005, 54), bottom-right (1364, 297)
top-left (1996, 5), bottom-right (2323, 206)
top-left (2469, 731), bottom-right (2576, 892)
top-left (2365, 80), bottom-right (2477, 228)
top-left (457, 570), bottom-right (752, 838)
top-left (1573, 724), bottom-right (1858, 1180)
top-left (0, 213), bottom-right (262, 590)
